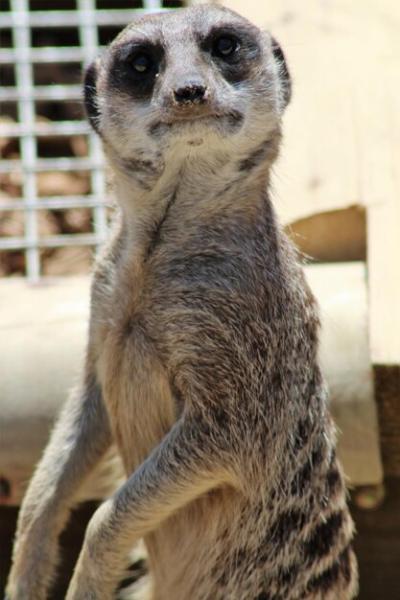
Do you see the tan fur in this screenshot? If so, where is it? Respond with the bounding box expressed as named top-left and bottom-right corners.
top-left (6, 5), bottom-right (357, 600)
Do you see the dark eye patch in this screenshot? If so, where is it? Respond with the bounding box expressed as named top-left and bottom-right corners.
top-left (201, 25), bottom-right (261, 84)
top-left (107, 41), bottom-right (163, 100)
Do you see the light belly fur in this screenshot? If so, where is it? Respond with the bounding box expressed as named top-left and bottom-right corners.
top-left (98, 323), bottom-right (176, 474)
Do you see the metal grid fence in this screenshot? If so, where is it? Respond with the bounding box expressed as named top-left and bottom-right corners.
top-left (0, 0), bottom-right (184, 281)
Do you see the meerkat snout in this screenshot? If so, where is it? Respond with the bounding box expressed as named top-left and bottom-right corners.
top-left (173, 82), bottom-right (208, 106)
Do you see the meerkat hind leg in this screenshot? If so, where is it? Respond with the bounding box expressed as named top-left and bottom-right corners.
top-left (5, 376), bottom-right (112, 600)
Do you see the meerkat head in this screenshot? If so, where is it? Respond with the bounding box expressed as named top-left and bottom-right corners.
top-left (84, 4), bottom-right (290, 181)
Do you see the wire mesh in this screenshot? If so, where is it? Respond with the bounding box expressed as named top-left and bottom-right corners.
top-left (0, 0), bottom-right (183, 280)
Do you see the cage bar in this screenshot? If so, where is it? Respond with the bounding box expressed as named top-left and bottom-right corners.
top-left (11, 0), bottom-right (40, 280)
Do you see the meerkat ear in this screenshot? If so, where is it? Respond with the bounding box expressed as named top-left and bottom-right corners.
top-left (83, 58), bottom-right (101, 134)
top-left (270, 36), bottom-right (292, 110)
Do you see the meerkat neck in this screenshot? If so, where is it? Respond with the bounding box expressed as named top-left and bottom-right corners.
top-left (112, 156), bottom-right (272, 258)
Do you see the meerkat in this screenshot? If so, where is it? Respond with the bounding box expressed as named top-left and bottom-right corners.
top-left (6, 5), bottom-right (358, 600)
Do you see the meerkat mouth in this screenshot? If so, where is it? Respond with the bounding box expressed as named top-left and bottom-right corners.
top-left (148, 110), bottom-right (244, 137)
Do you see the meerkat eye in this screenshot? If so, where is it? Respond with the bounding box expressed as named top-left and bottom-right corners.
top-left (213, 36), bottom-right (239, 58)
top-left (130, 52), bottom-right (153, 74)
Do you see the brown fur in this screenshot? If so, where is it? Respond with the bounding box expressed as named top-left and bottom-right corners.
top-left (6, 5), bottom-right (358, 600)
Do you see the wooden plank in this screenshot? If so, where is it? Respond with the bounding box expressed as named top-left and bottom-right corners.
top-left (351, 477), bottom-right (400, 600)
top-left (363, 93), bottom-right (400, 365)
top-left (374, 367), bottom-right (400, 477)
top-left (343, 1), bottom-right (400, 367)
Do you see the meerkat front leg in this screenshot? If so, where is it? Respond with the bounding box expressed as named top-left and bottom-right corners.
top-left (66, 416), bottom-right (233, 600)
top-left (6, 372), bottom-right (112, 600)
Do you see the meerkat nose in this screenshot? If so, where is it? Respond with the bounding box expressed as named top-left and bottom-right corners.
top-left (173, 83), bottom-right (208, 105)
